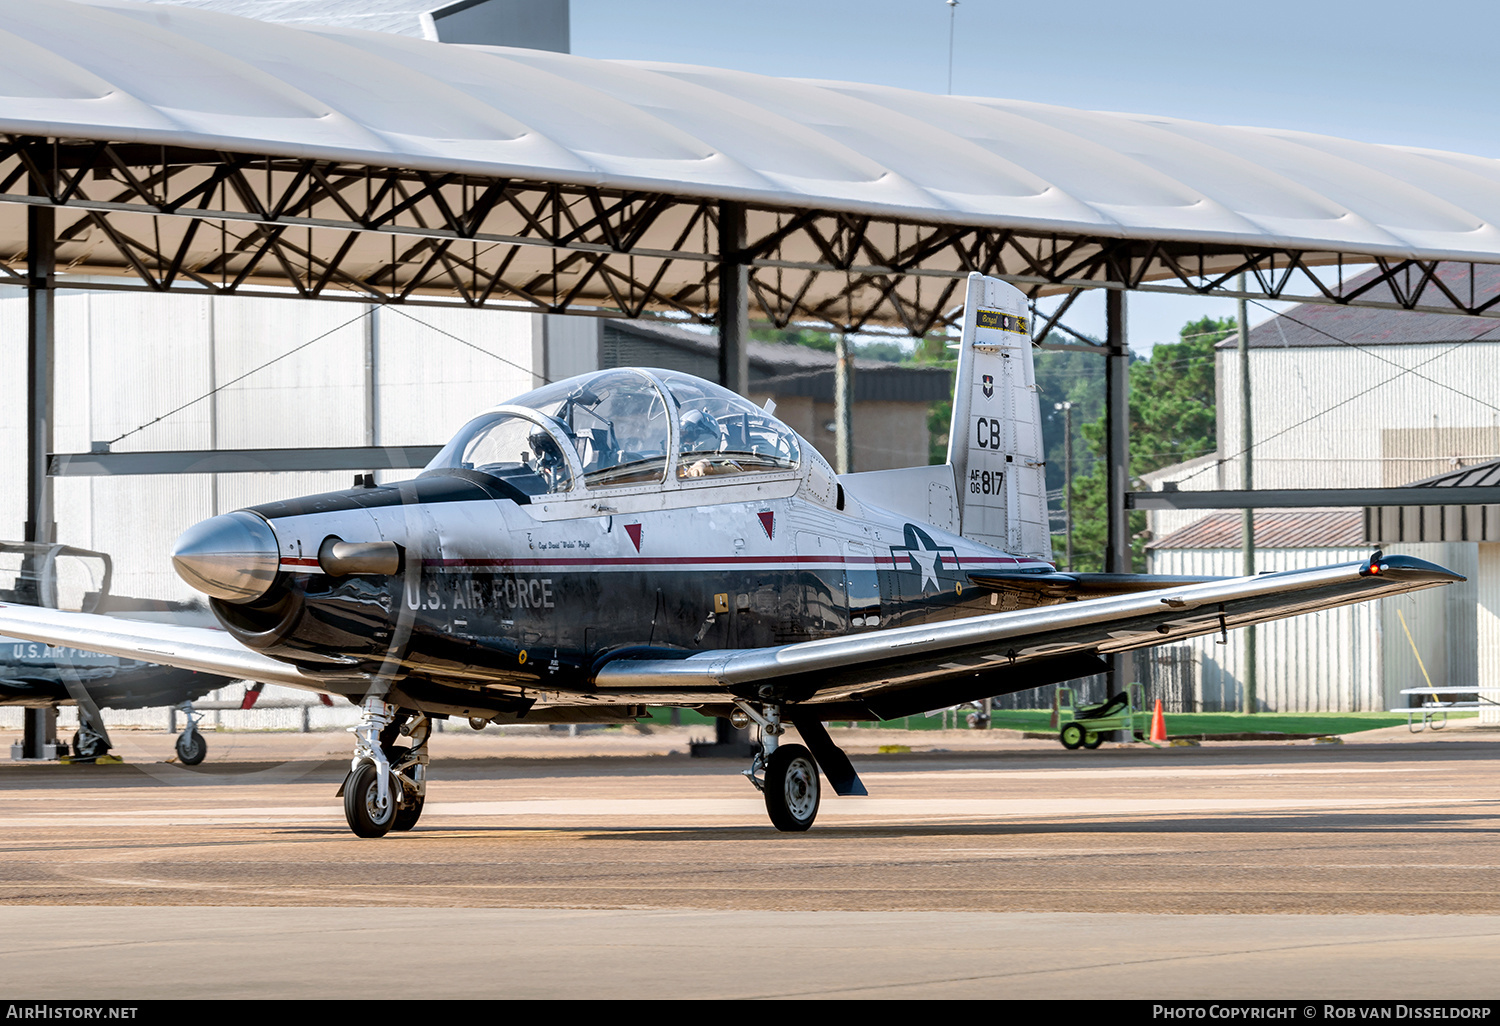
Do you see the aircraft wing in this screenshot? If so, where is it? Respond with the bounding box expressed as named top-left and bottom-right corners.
top-left (965, 570), bottom-right (1226, 602)
top-left (0, 601), bottom-right (339, 692)
top-left (592, 554), bottom-right (1462, 720)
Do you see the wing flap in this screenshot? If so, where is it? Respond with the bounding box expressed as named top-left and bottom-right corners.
top-left (967, 571), bottom-right (1225, 603)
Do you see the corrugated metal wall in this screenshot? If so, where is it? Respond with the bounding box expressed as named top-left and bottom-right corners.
top-left (0, 289), bottom-right (543, 602)
top-left (1380, 542), bottom-right (1480, 707)
top-left (0, 286), bottom-right (30, 539)
top-left (1479, 544), bottom-right (1500, 724)
top-left (1216, 343), bottom-right (1500, 492)
top-left (1148, 547), bottom-right (1382, 711)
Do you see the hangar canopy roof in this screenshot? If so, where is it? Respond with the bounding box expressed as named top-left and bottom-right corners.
top-left (1222, 262), bottom-right (1500, 348)
top-left (4, 0), bottom-right (1500, 330)
top-left (8, 0), bottom-right (1500, 260)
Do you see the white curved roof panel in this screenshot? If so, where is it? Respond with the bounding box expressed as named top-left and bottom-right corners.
top-left (2, 0), bottom-right (1500, 263)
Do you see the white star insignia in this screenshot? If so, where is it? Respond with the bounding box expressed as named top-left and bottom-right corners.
top-left (907, 547), bottom-right (940, 592)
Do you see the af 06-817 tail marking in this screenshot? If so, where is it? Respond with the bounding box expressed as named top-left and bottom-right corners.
top-left (947, 273), bottom-right (1052, 561)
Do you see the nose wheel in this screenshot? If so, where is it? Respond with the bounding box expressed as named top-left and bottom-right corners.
top-left (343, 761), bottom-right (396, 837)
top-left (174, 702), bottom-right (206, 766)
top-left (175, 729), bottom-right (207, 766)
top-left (339, 698), bottom-right (430, 837)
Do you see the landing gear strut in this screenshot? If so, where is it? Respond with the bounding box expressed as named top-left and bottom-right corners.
top-left (737, 701), bottom-right (821, 832)
top-left (174, 701), bottom-right (206, 765)
top-left (69, 703), bottom-right (113, 762)
top-left (339, 696), bottom-right (429, 838)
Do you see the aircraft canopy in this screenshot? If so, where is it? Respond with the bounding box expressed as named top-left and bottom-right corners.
top-left (425, 369), bottom-right (802, 493)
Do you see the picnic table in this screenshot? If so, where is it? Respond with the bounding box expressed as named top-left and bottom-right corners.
top-left (1392, 687), bottom-right (1500, 731)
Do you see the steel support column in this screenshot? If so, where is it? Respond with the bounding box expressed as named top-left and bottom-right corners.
top-left (1104, 289), bottom-right (1133, 690)
top-left (834, 332), bottom-right (853, 475)
top-left (716, 201), bottom-right (750, 396)
top-left (26, 205), bottom-right (54, 548)
top-left (23, 199), bottom-right (58, 759)
top-left (714, 198), bottom-right (751, 753)
top-left (1238, 276), bottom-right (1257, 714)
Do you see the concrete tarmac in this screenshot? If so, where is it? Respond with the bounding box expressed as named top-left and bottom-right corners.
top-left (1, 723), bottom-right (1498, 999)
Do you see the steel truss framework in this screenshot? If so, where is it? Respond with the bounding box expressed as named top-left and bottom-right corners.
top-left (4, 136), bottom-right (1500, 337)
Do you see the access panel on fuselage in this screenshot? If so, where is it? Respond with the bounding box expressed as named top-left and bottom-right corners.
top-left (794, 531), bottom-right (845, 640)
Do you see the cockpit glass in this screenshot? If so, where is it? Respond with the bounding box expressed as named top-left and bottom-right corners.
top-left (511, 370), bottom-right (670, 489)
top-left (659, 371), bottom-right (801, 479)
top-left (430, 370), bottom-right (801, 496)
top-left (423, 413), bottom-right (573, 495)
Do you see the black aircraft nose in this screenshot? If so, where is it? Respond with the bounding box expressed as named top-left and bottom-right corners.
top-left (172, 511), bottom-right (281, 602)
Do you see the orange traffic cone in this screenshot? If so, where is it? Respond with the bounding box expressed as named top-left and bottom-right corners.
top-left (1149, 698), bottom-right (1167, 743)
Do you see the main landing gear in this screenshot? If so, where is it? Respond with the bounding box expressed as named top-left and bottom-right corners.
top-left (763, 744), bottom-right (822, 832)
top-left (339, 696), bottom-right (430, 838)
top-left (737, 701), bottom-right (870, 831)
top-left (70, 713), bottom-right (112, 762)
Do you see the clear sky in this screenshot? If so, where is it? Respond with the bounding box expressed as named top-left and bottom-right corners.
top-left (572, 0), bottom-right (1500, 350)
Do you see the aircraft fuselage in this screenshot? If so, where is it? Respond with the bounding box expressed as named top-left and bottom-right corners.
top-left (208, 472), bottom-right (1051, 707)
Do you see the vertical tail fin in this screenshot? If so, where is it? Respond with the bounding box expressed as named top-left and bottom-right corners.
top-left (947, 273), bottom-right (1052, 561)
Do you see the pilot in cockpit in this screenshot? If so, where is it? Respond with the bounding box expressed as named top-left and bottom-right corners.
top-left (526, 427), bottom-right (569, 491)
top-left (679, 406), bottom-right (741, 477)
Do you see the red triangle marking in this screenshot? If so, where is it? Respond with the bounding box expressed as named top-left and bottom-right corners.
top-left (758, 511), bottom-right (775, 540)
top-left (624, 522), bottom-right (643, 551)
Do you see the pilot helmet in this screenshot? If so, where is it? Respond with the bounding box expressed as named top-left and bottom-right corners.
top-left (679, 407), bottom-right (722, 453)
top-left (529, 427), bottom-right (564, 467)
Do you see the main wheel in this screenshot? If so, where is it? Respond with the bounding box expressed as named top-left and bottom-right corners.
top-left (343, 762), bottom-right (396, 838)
top-left (764, 743), bottom-right (820, 832)
top-left (392, 796), bottom-right (425, 832)
top-left (1059, 722), bottom-right (1086, 750)
top-left (176, 731), bottom-right (207, 766)
top-left (71, 731), bottom-right (105, 759)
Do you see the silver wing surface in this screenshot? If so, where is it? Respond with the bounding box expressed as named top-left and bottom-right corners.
top-left (0, 601), bottom-right (336, 691)
top-left (591, 555), bottom-right (1463, 718)
top-left (0, 554), bottom-right (1463, 719)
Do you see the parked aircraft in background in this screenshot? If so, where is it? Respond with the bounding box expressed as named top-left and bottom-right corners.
top-left (0, 275), bottom-right (1463, 833)
top-left (0, 542), bottom-right (232, 764)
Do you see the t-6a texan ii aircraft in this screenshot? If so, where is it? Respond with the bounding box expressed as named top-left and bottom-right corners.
top-left (0, 274), bottom-right (1462, 836)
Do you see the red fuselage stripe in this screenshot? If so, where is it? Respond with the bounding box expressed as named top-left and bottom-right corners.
top-left (279, 554), bottom-right (1038, 570)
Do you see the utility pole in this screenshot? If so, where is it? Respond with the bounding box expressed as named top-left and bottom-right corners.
top-left (1238, 272), bottom-right (1257, 715)
top-left (1054, 400), bottom-right (1074, 570)
top-left (946, 1), bottom-right (959, 94)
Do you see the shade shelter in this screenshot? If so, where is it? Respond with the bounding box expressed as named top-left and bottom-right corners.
top-left (7, 0), bottom-right (1500, 588)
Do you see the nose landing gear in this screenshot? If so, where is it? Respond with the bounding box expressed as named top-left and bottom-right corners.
top-left (174, 702), bottom-right (206, 766)
top-left (338, 696), bottom-right (429, 837)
